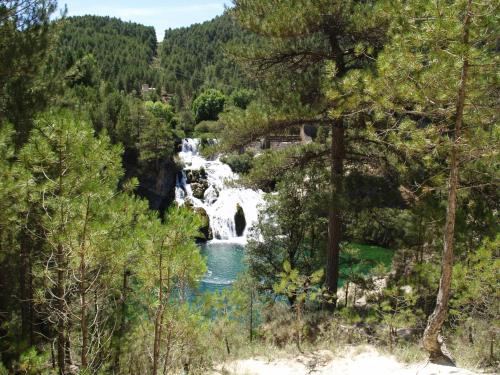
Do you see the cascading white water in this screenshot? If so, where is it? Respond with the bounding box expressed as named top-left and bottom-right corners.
top-left (175, 138), bottom-right (264, 243)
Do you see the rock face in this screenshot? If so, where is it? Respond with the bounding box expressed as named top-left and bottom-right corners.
top-left (191, 181), bottom-right (209, 199)
top-left (194, 206), bottom-right (213, 242)
top-left (186, 168), bottom-right (207, 183)
top-left (186, 168), bottom-right (209, 199)
top-left (126, 153), bottom-right (180, 213)
top-left (234, 204), bottom-right (246, 237)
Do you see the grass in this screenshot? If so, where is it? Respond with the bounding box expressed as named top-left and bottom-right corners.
top-left (339, 242), bottom-right (394, 286)
top-left (349, 243), bottom-right (394, 267)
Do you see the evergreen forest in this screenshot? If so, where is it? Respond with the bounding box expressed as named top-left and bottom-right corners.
top-left (0, 1), bottom-right (498, 374)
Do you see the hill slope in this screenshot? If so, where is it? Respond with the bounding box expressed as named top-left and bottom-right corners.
top-left (159, 13), bottom-right (253, 105)
top-left (57, 15), bottom-right (159, 91)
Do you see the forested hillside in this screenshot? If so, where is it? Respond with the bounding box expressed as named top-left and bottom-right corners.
top-left (0, 1), bottom-right (498, 375)
top-left (57, 16), bottom-right (159, 91)
top-left (159, 14), bottom-right (253, 107)
top-left (56, 14), bottom-right (253, 113)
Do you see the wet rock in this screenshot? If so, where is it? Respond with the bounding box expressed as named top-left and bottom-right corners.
top-left (183, 198), bottom-right (194, 209)
top-left (131, 158), bottom-right (180, 213)
top-left (191, 181), bottom-right (209, 199)
top-left (234, 204), bottom-right (246, 237)
top-left (194, 207), bottom-right (213, 242)
top-left (204, 186), bottom-right (219, 204)
top-left (186, 168), bottom-right (207, 184)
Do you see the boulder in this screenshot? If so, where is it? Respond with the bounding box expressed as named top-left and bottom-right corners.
top-left (234, 204), bottom-right (246, 237)
top-left (191, 181), bottom-right (209, 199)
top-left (194, 207), bottom-right (213, 242)
top-left (186, 168), bottom-right (207, 184)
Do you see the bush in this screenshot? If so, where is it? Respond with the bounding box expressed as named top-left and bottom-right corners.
top-left (221, 152), bottom-right (253, 174)
top-left (230, 88), bottom-right (255, 109)
top-left (192, 89), bottom-right (226, 123)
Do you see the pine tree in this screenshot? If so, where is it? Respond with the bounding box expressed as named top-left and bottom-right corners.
top-left (222, 0), bottom-right (389, 308)
top-left (19, 111), bottom-right (123, 374)
top-left (374, 0), bottom-right (498, 364)
top-left (137, 207), bottom-right (205, 375)
top-left (0, 0), bottom-right (57, 145)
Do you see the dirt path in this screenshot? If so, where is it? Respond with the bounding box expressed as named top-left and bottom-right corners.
top-left (213, 346), bottom-right (479, 375)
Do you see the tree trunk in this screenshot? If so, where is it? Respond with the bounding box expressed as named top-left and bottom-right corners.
top-left (422, 0), bottom-right (472, 365)
top-left (56, 245), bottom-right (66, 375)
top-left (325, 120), bottom-right (344, 309)
top-left (19, 230), bottom-right (34, 345)
top-left (162, 323), bottom-right (174, 375)
top-left (80, 257), bottom-right (88, 370)
top-left (20, 184), bottom-right (36, 346)
top-left (113, 268), bottom-right (129, 374)
top-left (65, 325), bottom-right (73, 367)
top-left (152, 251), bottom-right (164, 375)
top-left (249, 289), bottom-right (253, 343)
top-left (152, 305), bottom-right (164, 375)
top-left (56, 137), bottom-right (67, 375)
top-left (79, 196), bottom-right (91, 371)
top-left (52, 245), bottom-right (66, 375)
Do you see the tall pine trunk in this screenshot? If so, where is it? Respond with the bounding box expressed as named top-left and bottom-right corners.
top-left (56, 141), bottom-right (66, 375)
top-left (152, 305), bottom-right (164, 375)
top-left (112, 268), bottom-right (129, 374)
top-left (325, 120), bottom-right (344, 309)
top-left (19, 230), bottom-right (34, 345)
top-left (324, 29), bottom-right (346, 310)
top-left (56, 243), bottom-right (66, 375)
top-left (152, 251), bottom-right (164, 375)
top-left (79, 196), bottom-right (91, 371)
top-left (422, 0), bottom-right (472, 365)
top-left (20, 184), bottom-right (36, 346)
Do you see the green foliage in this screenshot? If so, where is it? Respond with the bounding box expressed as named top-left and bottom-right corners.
top-left (274, 263), bottom-right (326, 350)
top-left (14, 348), bottom-right (54, 375)
top-left (451, 235), bottom-right (500, 323)
top-left (0, 125), bottom-right (23, 244)
top-left (64, 53), bottom-right (100, 87)
top-left (145, 101), bottom-right (176, 124)
top-left (57, 15), bottom-right (158, 91)
top-left (274, 262), bottom-right (325, 305)
top-left (0, 0), bottom-right (58, 145)
top-left (342, 243), bottom-right (394, 278)
top-left (59, 82), bottom-right (181, 187)
top-left (132, 206), bottom-right (207, 373)
top-left (230, 88), bottom-right (255, 109)
top-left (159, 13), bottom-right (252, 106)
top-left (0, 0), bottom-right (498, 372)
top-left (138, 101), bottom-right (178, 168)
top-left (373, 286), bottom-right (425, 350)
top-left (192, 89), bottom-right (226, 123)
top-left (220, 151), bottom-right (254, 174)
top-left (137, 206), bottom-right (206, 293)
top-left (371, 0), bottom-right (499, 257)
top-left (246, 164), bottom-right (329, 297)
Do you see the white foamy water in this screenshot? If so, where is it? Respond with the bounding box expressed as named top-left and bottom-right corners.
top-left (175, 139), bottom-right (264, 243)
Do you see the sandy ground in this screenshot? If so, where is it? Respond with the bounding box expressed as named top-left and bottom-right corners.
top-left (212, 346), bottom-right (480, 375)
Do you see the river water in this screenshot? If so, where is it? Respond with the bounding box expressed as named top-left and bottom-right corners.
top-left (175, 139), bottom-right (264, 292)
top-left (199, 242), bottom-right (245, 292)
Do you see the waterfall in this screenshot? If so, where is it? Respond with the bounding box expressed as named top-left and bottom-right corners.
top-left (175, 138), bottom-right (264, 243)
